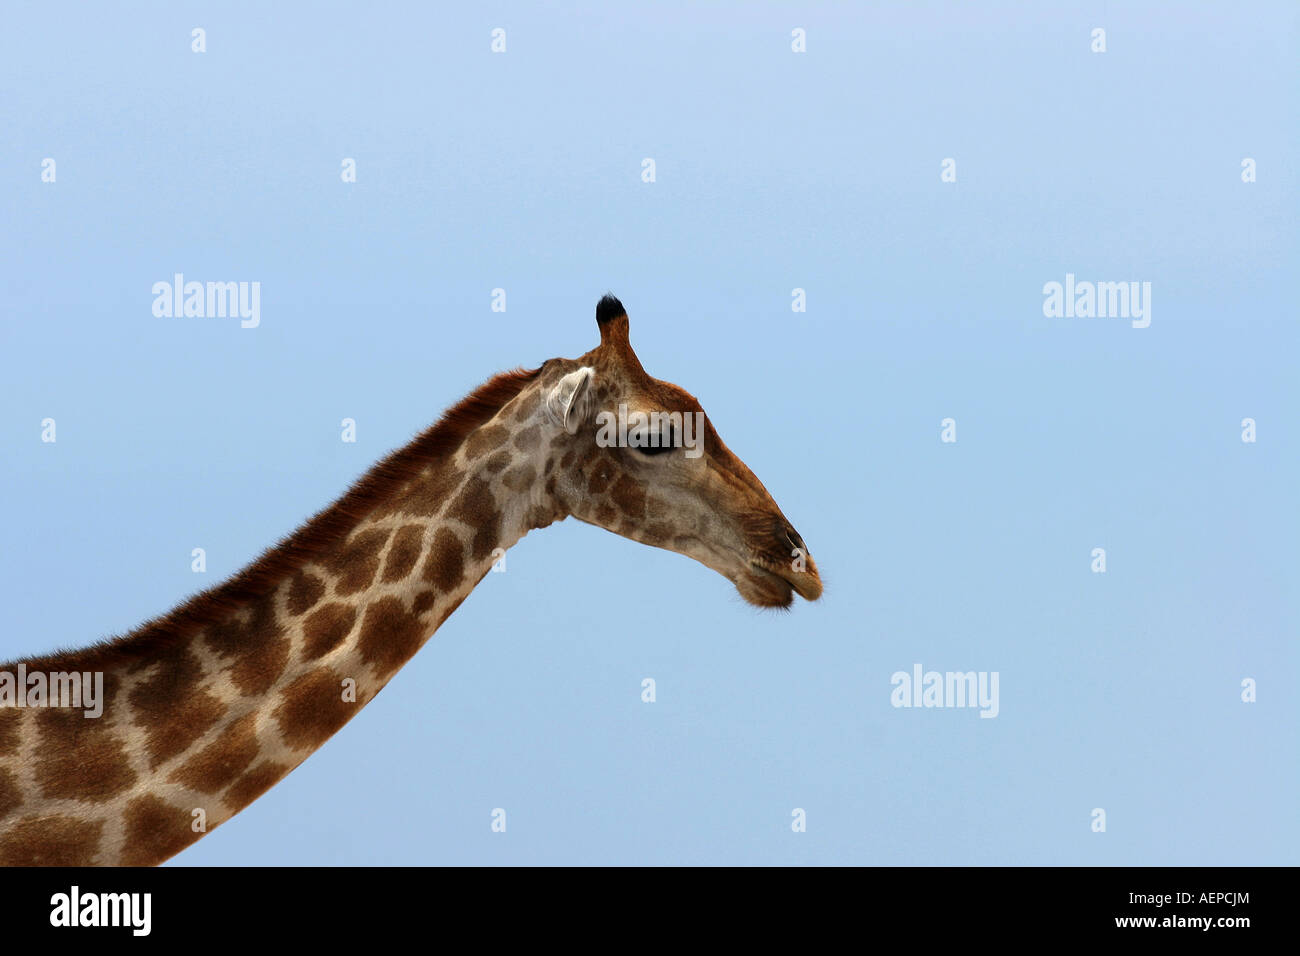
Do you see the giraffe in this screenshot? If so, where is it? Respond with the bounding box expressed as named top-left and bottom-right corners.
top-left (0, 295), bottom-right (821, 865)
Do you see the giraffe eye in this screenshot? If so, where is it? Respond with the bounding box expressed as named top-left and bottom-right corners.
top-left (635, 442), bottom-right (673, 456)
top-left (634, 425), bottom-right (676, 456)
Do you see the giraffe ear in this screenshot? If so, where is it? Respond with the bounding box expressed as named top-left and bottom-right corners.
top-left (544, 366), bottom-right (595, 434)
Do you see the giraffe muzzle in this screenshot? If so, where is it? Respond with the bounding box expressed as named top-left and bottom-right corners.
top-left (737, 523), bottom-right (822, 607)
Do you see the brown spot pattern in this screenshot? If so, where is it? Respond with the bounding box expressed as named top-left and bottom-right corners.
top-left (205, 596), bottom-right (289, 696)
top-left (274, 668), bottom-right (356, 751)
top-left (611, 474), bottom-right (647, 520)
top-left (382, 525), bottom-right (425, 582)
top-left (0, 769), bottom-right (21, 820)
top-left (464, 423), bottom-right (508, 460)
top-left (127, 645), bottom-right (225, 769)
top-left (401, 466), bottom-right (462, 517)
top-left (286, 571), bottom-right (325, 616)
top-left (448, 477), bottom-right (501, 561)
top-left (232, 638), bottom-right (289, 697)
top-left (0, 814), bottom-right (104, 866)
top-left (645, 522), bottom-right (673, 544)
top-left (0, 708), bottom-right (20, 756)
top-left (502, 463), bottom-right (536, 493)
top-left (512, 424), bottom-right (540, 451)
top-left (224, 760), bottom-right (290, 812)
top-left (301, 603), bottom-right (358, 660)
top-left (121, 795), bottom-right (201, 866)
top-left (357, 596), bottom-right (429, 679)
top-left (169, 711), bottom-right (261, 794)
top-left (325, 527), bottom-right (390, 596)
top-left (525, 504), bottom-right (557, 530)
top-left (34, 705), bottom-right (137, 802)
top-left (422, 529), bottom-right (465, 592)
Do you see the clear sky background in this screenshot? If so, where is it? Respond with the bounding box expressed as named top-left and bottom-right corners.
top-left (1, 2), bottom-right (1295, 865)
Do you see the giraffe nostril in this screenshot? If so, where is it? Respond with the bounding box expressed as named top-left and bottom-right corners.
top-left (784, 528), bottom-right (807, 555)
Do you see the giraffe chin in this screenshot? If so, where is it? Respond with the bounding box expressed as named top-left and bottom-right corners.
top-left (737, 563), bottom-right (819, 609)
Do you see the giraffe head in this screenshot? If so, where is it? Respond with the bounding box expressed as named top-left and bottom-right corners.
top-left (525, 295), bottom-right (822, 608)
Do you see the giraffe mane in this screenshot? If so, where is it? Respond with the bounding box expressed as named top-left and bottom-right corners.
top-left (12, 365), bottom-right (544, 674)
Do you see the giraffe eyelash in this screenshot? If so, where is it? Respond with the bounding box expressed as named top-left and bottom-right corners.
top-left (633, 425), bottom-right (677, 455)
top-left (634, 442), bottom-right (674, 456)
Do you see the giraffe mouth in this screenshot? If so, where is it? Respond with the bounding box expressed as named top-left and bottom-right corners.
top-left (740, 559), bottom-right (822, 608)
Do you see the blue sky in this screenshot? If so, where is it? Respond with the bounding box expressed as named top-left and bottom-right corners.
top-left (1, 1), bottom-right (1295, 864)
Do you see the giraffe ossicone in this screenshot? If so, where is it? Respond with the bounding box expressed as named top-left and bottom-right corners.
top-left (0, 295), bottom-right (821, 865)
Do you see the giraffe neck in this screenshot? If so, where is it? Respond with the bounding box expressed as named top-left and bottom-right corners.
top-left (0, 373), bottom-right (555, 865)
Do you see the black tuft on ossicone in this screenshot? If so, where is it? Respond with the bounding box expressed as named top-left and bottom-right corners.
top-left (595, 293), bottom-right (626, 325)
